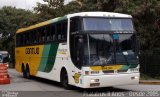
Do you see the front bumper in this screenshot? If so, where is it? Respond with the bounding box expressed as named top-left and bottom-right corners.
top-left (81, 73), bottom-right (139, 88)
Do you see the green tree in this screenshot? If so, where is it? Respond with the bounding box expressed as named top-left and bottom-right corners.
top-left (0, 6), bottom-right (36, 65)
top-left (34, 0), bottom-right (64, 20)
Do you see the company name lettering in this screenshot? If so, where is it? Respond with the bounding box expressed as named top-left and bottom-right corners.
top-left (25, 47), bottom-right (39, 54)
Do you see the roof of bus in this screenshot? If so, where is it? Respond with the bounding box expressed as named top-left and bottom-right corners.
top-left (67, 12), bottom-right (132, 18)
top-left (16, 12), bottom-right (132, 33)
top-left (0, 51), bottom-right (8, 54)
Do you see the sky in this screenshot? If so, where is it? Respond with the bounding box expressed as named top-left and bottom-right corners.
top-left (0, 0), bottom-right (74, 10)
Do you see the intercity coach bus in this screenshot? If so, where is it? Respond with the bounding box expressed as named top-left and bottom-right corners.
top-left (15, 12), bottom-right (139, 89)
top-left (0, 51), bottom-right (9, 67)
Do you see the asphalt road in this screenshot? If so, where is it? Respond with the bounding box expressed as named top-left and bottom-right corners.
top-left (0, 69), bottom-right (160, 97)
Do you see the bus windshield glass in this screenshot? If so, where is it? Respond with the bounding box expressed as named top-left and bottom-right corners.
top-left (79, 34), bottom-right (138, 66)
top-left (83, 18), bottom-right (134, 31)
top-left (113, 34), bottom-right (139, 65)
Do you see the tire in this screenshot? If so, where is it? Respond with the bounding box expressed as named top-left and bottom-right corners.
top-left (26, 67), bottom-right (30, 79)
top-left (22, 65), bottom-right (27, 78)
top-left (61, 70), bottom-right (71, 89)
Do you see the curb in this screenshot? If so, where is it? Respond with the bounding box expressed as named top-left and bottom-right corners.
top-left (139, 80), bottom-right (160, 85)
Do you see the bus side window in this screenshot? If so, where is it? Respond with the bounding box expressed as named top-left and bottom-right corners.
top-left (30, 31), bottom-right (34, 44)
top-left (35, 30), bottom-right (39, 44)
top-left (19, 34), bottom-right (23, 46)
top-left (29, 31), bottom-right (32, 44)
top-left (57, 23), bottom-right (61, 41)
top-left (50, 24), bottom-right (56, 41)
top-left (32, 30), bottom-right (37, 44)
top-left (70, 17), bottom-right (79, 33)
top-left (39, 28), bottom-right (46, 43)
top-left (26, 32), bottom-right (29, 44)
top-left (16, 34), bottom-right (20, 46)
top-left (37, 28), bottom-right (41, 43)
top-left (23, 34), bottom-right (26, 45)
top-left (46, 26), bottom-right (51, 42)
top-left (56, 21), bottom-right (67, 42)
top-left (62, 21), bottom-right (67, 41)
top-left (43, 28), bottom-right (47, 42)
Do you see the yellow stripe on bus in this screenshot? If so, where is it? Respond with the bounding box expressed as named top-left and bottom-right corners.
top-left (90, 65), bottom-right (123, 71)
top-left (16, 21), bottom-right (49, 33)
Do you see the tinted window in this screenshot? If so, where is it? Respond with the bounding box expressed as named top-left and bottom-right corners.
top-left (16, 19), bottom-right (68, 47)
top-left (83, 18), bottom-right (134, 31)
top-left (70, 17), bottom-right (80, 33)
top-left (56, 21), bottom-right (67, 42)
top-left (50, 25), bottom-right (56, 41)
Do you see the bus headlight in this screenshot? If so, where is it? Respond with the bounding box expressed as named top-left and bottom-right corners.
top-left (90, 79), bottom-right (99, 83)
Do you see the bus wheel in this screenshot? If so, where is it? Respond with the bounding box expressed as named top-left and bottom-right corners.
top-left (26, 66), bottom-right (30, 79)
top-left (21, 65), bottom-right (27, 78)
top-left (61, 70), bottom-right (71, 89)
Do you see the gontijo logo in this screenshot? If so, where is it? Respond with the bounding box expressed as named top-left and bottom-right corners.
top-left (25, 47), bottom-right (39, 54)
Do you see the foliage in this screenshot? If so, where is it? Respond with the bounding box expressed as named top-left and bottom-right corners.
top-left (34, 0), bottom-right (64, 20)
top-left (0, 6), bottom-right (36, 64)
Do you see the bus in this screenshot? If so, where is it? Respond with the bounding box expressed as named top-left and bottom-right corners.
top-left (15, 12), bottom-right (140, 89)
top-left (0, 51), bottom-right (9, 67)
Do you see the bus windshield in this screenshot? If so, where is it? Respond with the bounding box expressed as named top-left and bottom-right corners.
top-left (72, 33), bottom-right (139, 66)
top-left (83, 18), bottom-right (134, 31)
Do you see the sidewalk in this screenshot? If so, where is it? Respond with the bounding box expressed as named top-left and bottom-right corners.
top-left (139, 80), bottom-right (160, 85)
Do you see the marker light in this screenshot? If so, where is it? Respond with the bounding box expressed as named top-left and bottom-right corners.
top-left (131, 76), bottom-right (139, 80)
